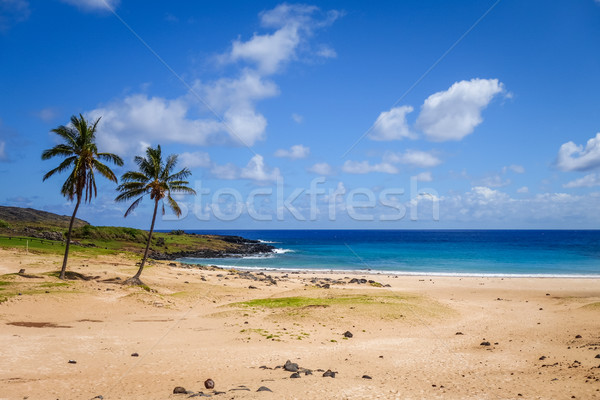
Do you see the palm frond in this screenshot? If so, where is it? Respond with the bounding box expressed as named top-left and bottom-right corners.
top-left (124, 196), bottom-right (144, 217)
top-left (166, 194), bottom-right (182, 217)
top-left (97, 152), bottom-right (124, 166)
top-left (41, 144), bottom-right (75, 160)
top-left (93, 159), bottom-right (118, 182)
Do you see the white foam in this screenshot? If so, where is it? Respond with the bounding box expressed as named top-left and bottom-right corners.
top-left (272, 248), bottom-right (295, 254)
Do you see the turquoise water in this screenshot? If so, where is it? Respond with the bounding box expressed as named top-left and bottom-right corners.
top-left (178, 230), bottom-right (600, 277)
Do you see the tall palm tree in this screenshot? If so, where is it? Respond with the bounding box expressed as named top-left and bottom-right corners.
top-left (42, 114), bottom-right (123, 280)
top-left (116, 145), bottom-right (196, 285)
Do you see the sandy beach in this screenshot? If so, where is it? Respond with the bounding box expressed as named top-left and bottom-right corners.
top-left (1, 248), bottom-right (599, 400)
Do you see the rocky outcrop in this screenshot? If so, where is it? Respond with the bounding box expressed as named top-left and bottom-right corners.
top-left (150, 236), bottom-right (275, 260)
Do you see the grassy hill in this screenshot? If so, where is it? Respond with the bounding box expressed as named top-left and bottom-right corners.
top-left (0, 206), bottom-right (272, 260)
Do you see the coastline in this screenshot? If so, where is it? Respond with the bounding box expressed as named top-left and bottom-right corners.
top-left (1, 248), bottom-right (599, 399)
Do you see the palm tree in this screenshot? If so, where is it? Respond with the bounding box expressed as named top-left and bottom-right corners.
top-left (42, 114), bottom-right (123, 280)
top-left (116, 145), bottom-right (196, 285)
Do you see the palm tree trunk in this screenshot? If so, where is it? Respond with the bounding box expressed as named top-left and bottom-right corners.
top-left (59, 196), bottom-right (82, 280)
top-left (132, 198), bottom-right (159, 280)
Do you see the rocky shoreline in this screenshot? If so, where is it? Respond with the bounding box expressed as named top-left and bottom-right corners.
top-left (150, 235), bottom-right (275, 261)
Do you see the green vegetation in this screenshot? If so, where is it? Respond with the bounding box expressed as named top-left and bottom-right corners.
top-left (41, 114), bottom-right (124, 279)
top-left (0, 219), bottom-right (11, 229)
top-left (234, 294), bottom-right (413, 308)
top-left (115, 145), bottom-right (196, 284)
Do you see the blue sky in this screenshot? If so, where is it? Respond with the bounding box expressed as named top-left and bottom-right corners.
top-left (1, 0), bottom-right (600, 229)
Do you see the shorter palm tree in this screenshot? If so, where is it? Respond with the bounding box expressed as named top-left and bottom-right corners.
top-left (116, 145), bottom-right (196, 285)
top-left (42, 114), bottom-right (123, 279)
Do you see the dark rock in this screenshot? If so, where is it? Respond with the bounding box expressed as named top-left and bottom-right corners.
top-left (343, 331), bottom-right (353, 338)
top-left (173, 386), bottom-right (187, 394)
top-left (257, 386), bottom-right (272, 392)
top-left (322, 283), bottom-right (330, 289)
top-left (539, 356), bottom-right (547, 360)
top-left (322, 369), bottom-right (336, 378)
top-left (359, 279), bottom-right (367, 284)
top-left (480, 341), bottom-right (491, 346)
top-left (304, 369), bottom-right (312, 375)
top-left (576, 335), bottom-right (583, 339)
top-left (68, 359), bottom-right (77, 364)
top-left (290, 372), bottom-right (301, 378)
top-left (18, 269), bottom-right (25, 274)
top-left (284, 360), bottom-right (299, 372)
top-left (362, 375), bottom-right (372, 379)
top-left (204, 378), bottom-right (215, 389)
top-left (131, 352), bottom-right (139, 357)
top-left (455, 332), bottom-right (464, 335)
top-left (90, 396), bottom-right (104, 400)
top-left (249, 285), bottom-right (258, 289)
top-left (595, 354), bottom-right (600, 359)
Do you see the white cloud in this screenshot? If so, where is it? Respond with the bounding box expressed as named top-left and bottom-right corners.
top-left (178, 151), bottom-right (212, 169)
top-left (240, 155), bottom-right (280, 182)
top-left (210, 163), bottom-right (239, 180)
top-left (342, 160), bottom-right (398, 174)
top-left (416, 78), bottom-right (504, 142)
top-left (517, 186), bottom-right (529, 193)
top-left (556, 133), bottom-right (600, 171)
top-left (90, 94), bottom-right (223, 154)
top-left (563, 173), bottom-right (600, 188)
top-left (503, 164), bottom-right (525, 174)
top-left (476, 174), bottom-right (511, 188)
top-left (369, 105), bottom-right (415, 141)
top-left (414, 171), bottom-right (433, 182)
top-left (0, 140), bottom-right (6, 161)
top-left (308, 162), bottom-right (334, 175)
top-left (315, 45), bottom-right (337, 58)
top-left (60, 0), bottom-right (119, 11)
top-left (224, 4), bottom-right (340, 75)
top-left (36, 107), bottom-right (58, 122)
top-left (291, 113), bottom-right (303, 123)
top-left (0, 0), bottom-right (29, 31)
top-left (274, 144), bottom-right (310, 159)
top-left (384, 149), bottom-right (441, 168)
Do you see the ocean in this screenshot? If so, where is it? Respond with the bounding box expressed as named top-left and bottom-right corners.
top-left (177, 230), bottom-right (600, 277)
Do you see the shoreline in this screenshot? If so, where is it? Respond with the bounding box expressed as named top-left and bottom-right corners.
top-left (177, 258), bottom-right (600, 279)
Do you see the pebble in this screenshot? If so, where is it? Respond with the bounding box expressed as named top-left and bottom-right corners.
top-left (343, 331), bottom-right (353, 338)
top-left (362, 375), bottom-right (372, 379)
top-left (480, 341), bottom-right (491, 346)
top-left (284, 360), bottom-right (299, 372)
top-left (323, 369), bottom-right (336, 378)
top-left (173, 386), bottom-right (187, 394)
top-left (68, 360), bottom-right (77, 364)
top-left (576, 335), bottom-right (583, 339)
top-left (204, 379), bottom-right (215, 389)
top-left (290, 372), bottom-right (301, 378)
top-left (455, 332), bottom-right (464, 335)
top-left (131, 352), bottom-right (139, 357)
top-left (257, 386), bottom-right (272, 392)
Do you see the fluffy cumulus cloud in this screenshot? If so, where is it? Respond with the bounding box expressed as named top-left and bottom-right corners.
top-left (556, 133), bottom-right (600, 171)
top-left (563, 173), bottom-right (600, 188)
top-left (368, 106), bottom-right (415, 141)
top-left (384, 149), bottom-right (441, 168)
top-left (240, 155), bottom-right (280, 181)
top-left (517, 186), bottom-right (529, 194)
top-left (224, 3), bottom-right (341, 74)
top-left (416, 78), bottom-right (504, 142)
top-left (178, 151), bottom-right (212, 169)
top-left (60, 0), bottom-right (119, 11)
top-left (0, 0), bottom-right (30, 31)
top-left (308, 162), bottom-right (333, 175)
top-left (414, 171), bottom-right (432, 182)
top-left (274, 144), bottom-right (309, 159)
top-left (503, 164), bottom-right (525, 174)
top-left (86, 5), bottom-right (339, 155)
top-left (342, 160), bottom-right (398, 174)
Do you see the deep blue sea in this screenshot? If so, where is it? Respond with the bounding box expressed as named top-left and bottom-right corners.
top-left (177, 230), bottom-right (600, 277)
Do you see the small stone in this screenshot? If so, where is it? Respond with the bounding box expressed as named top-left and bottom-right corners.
top-left (257, 386), bottom-right (272, 392)
top-left (131, 353), bottom-right (139, 357)
top-left (284, 360), bottom-right (299, 372)
top-left (68, 360), bottom-right (77, 364)
top-left (173, 386), bottom-right (187, 394)
top-left (18, 269), bottom-right (25, 274)
top-left (455, 332), bottom-right (464, 335)
top-left (322, 369), bottom-right (336, 378)
top-left (539, 356), bottom-right (547, 360)
top-left (576, 335), bottom-right (582, 339)
top-left (304, 370), bottom-right (312, 375)
top-left (480, 341), bottom-right (491, 346)
top-left (290, 372), bottom-right (301, 378)
top-left (249, 285), bottom-right (258, 289)
top-left (204, 379), bottom-right (215, 389)
top-left (343, 331), bottom-right (353, 338)
top-left (595, 354), bottom-right (600, 359)
top-left (362, 375), bottom-right (372, 379)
